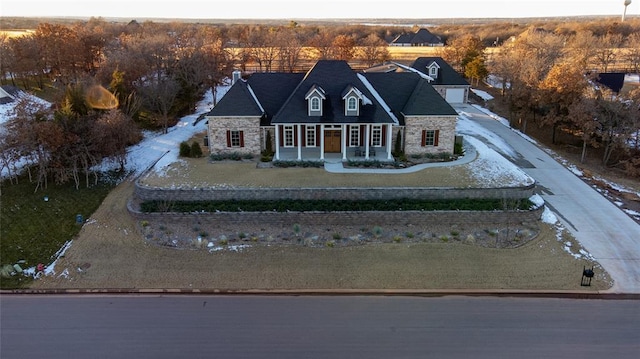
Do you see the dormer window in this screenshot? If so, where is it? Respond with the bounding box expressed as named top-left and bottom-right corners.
top-left (311, 97), bottom-right (320, 111)
top-left (342, 85), bottom-right (367, 116)
top-left (305, 84), bottom-right (325, 116)
top-left (427, 61), bottom-right (440, 79)
top-left (347, 97), bottom-right (357, 111)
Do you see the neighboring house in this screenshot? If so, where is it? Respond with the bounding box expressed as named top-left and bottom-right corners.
top-left (594, 73), bottom-right (626, 94)
top-left (390, 28), bottom-right (444, 47)
top-left (365, 57), bottom-right (470, 104)
top-left (206, 60), bottom-right (458, 162)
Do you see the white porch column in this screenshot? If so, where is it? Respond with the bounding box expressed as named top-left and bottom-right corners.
top-left (297, 124), bottom-right (302, 160)
top-left (341, 124), bottom-right (347, 160)
top-left (320, 124), bottom-right (325, 160)
top-left (365, 124), bottom-right (371, 159)
top-left (274, 124), bottom-right (280, 160)
top-left (387, 125), bottom-right (393, 160)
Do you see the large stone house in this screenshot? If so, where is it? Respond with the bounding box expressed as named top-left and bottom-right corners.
top-left (206, 60), bottom-right (459, 161)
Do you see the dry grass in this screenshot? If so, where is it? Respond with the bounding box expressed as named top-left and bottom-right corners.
top-left (30, 181), bottom-right (612, 291)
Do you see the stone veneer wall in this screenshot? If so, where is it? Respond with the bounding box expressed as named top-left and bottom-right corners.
top-left (403, 115), bottom-right (457, 155)
top-left (135, 182), bottom-right (535, 202)
top-left (207, 116), bottom-right (261, 154)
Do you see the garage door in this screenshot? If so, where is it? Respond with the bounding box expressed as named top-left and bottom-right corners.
top-left (445, 88), bottom-right (465, 103)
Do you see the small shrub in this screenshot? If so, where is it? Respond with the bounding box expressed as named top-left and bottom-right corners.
top-left (219, 239), bottom-right (228, 246)
top-left (332, 233), bottom-right (341, 240)
top-left (450, 230), bottom-right (460, 237)
top-left (250, 236), bottom-right (259, 242)
top-left (440, 235), bottom-right (449, 242)
top-left (140, 220), bottom-right (149, 227)
top-left (238, 232), bottom-right (247, 239)
top-left (199, 231), bottom-right (209, 238)
top-left (190, 141), bottom-right (203, 158)
top-left (393, 235), bottom-right (402, 243)
top-left (326, 240), bottom-right (336, 247)
top-left (293, 223), bottom-right (301, 236)
top-left (373, 226), bottom-right (383, 238)
top-left (405, 232), bottom-right (414, 238)
top-left (179, 141), bottom-right (191, 157)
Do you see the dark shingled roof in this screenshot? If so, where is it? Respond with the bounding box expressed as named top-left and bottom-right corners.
top-left (209, 60), bottom-right (457, 126)
top-left (272, 60), bottom-right (393, 125)
top-left (363, 72), bottom-right (458, 125)
top-left (595, 73), bottom-right (626, 94)
top-left (391, 28), bottom-right (443, 46)
top-left (410, 57), bottom-right (470, 86)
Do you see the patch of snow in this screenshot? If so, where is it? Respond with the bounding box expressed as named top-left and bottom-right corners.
top-left (43, 240), bottom-right (73, 276)
top-left (470, 88), bottom-right (494, 101)
top-left (529, 194), bottom-right (545, 209)
top-left (541, 207), bottom-right (558, 224)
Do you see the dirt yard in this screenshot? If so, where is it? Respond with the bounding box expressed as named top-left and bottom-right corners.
top-left (30, 180), bottom-right (612, 291)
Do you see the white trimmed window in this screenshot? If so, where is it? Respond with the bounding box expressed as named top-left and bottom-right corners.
top-left (347, 97), bottom-right (357, 111)
top-left (306, 125), bottom-right (316, 147)
top-left (311, 97), bottom-right (320, 111)
top-left (371, 125), bottom-right (382, 147)
top-left (284, 125), bottom-right (294, 147)
top-left (227, 130), bottom-right (244, 147)
top-left (350, 125), bottom-right (360, 147)
top-left (429, 66), bottom-right (437, 77)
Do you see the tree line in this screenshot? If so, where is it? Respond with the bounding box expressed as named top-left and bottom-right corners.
top-left (1, 17), bottom-right (639, 188)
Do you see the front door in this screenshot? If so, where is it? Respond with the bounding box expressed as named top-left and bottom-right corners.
top-left (324, 130), bottom-right (341, 153)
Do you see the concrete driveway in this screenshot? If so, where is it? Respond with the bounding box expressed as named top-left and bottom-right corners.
top-left (455, 104), bottom-right (640, 293)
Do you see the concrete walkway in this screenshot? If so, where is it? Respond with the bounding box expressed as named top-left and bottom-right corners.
top-left (323, 143), bottom-right (477, 174)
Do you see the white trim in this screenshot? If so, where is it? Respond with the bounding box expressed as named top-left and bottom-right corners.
top-left (357, 74), bottom-right (399, 125)
top-left (283, 125), bottom-right (295, 148)
top-left (246, 83), bottom-right (265, 113)
top-left (390, 61), bottom-right (435, 82)
top-left (305, 125), bottom-right (316, 147)
top-left (371, 124), bottom-right (382, 147)
top-left (349, 125), bottom-right (360, 147)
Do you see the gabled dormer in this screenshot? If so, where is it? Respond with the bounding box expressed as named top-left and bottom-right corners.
top-left (426, 61), bottom-right (440, 79)
top-left (341, 85), bottom-right (365, 116)
top-left (305, 84), bottom-right (325, 116)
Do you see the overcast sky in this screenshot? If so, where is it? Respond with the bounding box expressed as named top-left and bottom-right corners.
top-left (2, 0), bottom-right (638, 20)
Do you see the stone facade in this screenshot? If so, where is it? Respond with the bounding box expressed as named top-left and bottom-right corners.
top-left (208, 116), bottom-right (261, 155)
top-left (404, 115), bottom-right (457, 155)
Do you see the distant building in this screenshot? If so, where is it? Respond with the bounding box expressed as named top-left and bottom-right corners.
top-left (390, 28), bottom-right (444, 47)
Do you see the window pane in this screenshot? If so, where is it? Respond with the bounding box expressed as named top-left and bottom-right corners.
top-left (284, 126), bottom-right (294, 147)
top-left (425, 130), bottom-right (435, 146)
top-left (231, 130), bottom-right (241, 147)
top-left (372, 125), bottom-right (382, 146)
top-left (350, 126), bottom-right (359, 146)
top-left (306, 126), bottom-right (315, 147)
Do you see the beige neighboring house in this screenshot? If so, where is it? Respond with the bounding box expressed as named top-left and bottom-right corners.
top-left (205, 60), bottom-right (459, 162)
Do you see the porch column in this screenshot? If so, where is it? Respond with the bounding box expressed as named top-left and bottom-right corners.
top-left (297, 124), bottom-right (302, 160)
top-left (342, 124), bottom-right (347, 160)
top-left (274, 124), bottom-right (280, 160)
top-left (320, 124), bottom-right (325, 160)
top-left (387, 125), bottom-right (393, 160)
top-left (365, 124), bottom-right (371, 159)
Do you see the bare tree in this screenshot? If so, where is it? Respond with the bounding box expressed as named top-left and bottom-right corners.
top-left (356, 34), bottom-right (390, 67)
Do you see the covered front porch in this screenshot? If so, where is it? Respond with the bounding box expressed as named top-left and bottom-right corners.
top-left (276, 145), bottom-right (393, 162)
top-left (272, 123), bottom-right (395, 162)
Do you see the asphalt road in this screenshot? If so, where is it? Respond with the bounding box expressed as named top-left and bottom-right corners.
top-left (457, 105), bottom-right (640, 293)
top-left (1, 295), bottom-right (639, 358)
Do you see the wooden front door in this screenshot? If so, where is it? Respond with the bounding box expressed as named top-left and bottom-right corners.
top-left (324, 130), bottom-right (341, 153)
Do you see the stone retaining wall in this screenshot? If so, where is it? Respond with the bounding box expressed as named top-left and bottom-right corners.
top-left (128, 200), bottom-right (544, 228)
top-left (134, 182), bottom-right (536, 202)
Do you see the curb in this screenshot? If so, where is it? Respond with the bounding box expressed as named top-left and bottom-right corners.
top-left (3, 288), bottom-right (640, 300)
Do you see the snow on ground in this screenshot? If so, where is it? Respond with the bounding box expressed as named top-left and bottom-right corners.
top-left (470, 88), bottom-right (494, 101)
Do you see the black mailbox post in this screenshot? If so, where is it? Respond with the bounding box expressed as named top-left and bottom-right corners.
top-left (581, 266), bottom-right (594, 286)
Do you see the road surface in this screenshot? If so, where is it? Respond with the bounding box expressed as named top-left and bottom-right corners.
top-left (1, 295), bottom-right (639, 358)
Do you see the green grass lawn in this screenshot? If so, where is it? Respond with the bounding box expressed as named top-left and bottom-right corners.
top-left (0, 176), bottom-right (114, 288)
